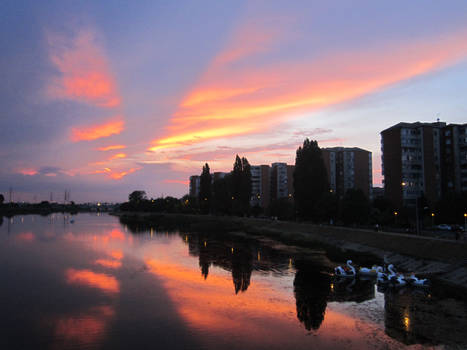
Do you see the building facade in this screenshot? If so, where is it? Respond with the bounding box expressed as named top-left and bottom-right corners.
top-left (270, 163), bottom-right (294, 201)
top-left (381, 121), bottom-right (466, 208)
top-left (250, 165), bottom-right (271, 208)
top-left (322, 147), bottom-right (372, 199)
top-left (189, 175), bottom-right (200, 198)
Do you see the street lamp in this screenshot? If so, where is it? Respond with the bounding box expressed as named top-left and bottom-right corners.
top-left (394, 211), bottom-right (398, 226)
top-left (431, 212), bottom-right (435, 228)
top-left (464, 213), bottom-right (466, 233)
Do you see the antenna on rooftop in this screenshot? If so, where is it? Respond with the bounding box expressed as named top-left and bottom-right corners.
top-left (436, 112), bottom-right (440, 123)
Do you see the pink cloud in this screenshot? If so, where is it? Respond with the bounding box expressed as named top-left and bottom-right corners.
top-left (47, 29), bottom-right (120, 107)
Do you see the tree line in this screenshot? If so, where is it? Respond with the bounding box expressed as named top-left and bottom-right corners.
top-left (120, 139), bottom-right (467, 229)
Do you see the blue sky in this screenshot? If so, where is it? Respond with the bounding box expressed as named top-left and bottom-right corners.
top-left (1, 0), bottom-right (467, 202)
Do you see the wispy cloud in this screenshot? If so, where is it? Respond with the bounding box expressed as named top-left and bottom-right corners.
top-left (71, 118), bottom-right (124, 142)
top-left (97, 145), bottom-right (126, 151)
top-left (47, 29), bottom-right (121, 107)
top-left (150, 25), bottom-right (467, 152)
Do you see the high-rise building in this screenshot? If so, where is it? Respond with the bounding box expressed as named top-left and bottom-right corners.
top-left (322, 147), bottom-right (372, 199)
top-left (189, 175), bottom-right (200, 198)
top-left (381, 121), bottom-right (466, 208)
top-left (250, 165), bottom-right (270, 207)
top-left (270, 163), bottom-right (294, 200)
top-left (440, 123), bottom-right (467, 194)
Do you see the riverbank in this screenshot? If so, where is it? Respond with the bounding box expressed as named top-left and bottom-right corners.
top-left (114, 212), bottom-right (467, 291)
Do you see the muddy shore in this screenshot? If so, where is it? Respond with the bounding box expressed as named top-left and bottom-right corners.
top-left (113, 212), bottom-right (467, 291)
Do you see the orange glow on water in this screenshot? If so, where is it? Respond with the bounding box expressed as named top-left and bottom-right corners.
top-left (71, 119), bottom-right (124, 142)
top-left (65, 268), bottom-right (119, 293)
top-left (16, 232), bottom-right (35, 242)
top-left (54, 306), bottom-right (115, 346)
top-left (110, 250), bottom-right (123, 260)
top-left (95, 259), bottom-right (122, 269)
top-left (109, 229), bottom-right (125, 241)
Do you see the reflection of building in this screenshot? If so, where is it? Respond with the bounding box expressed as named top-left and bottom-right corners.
top-left (384, 290), bottom-right (467, 347)
top-left (293, 268), bottom-right (330, 331)
top-left (250, 165), bottom-right (270, 208)
top-left (381, 121), bottom-right (467, 207)
top-left (189, 176), bottom-right (200, 197)
top-left (270, 163), bottom-right (294, 201)
top-left (322, 147), bottom-right (372, 199)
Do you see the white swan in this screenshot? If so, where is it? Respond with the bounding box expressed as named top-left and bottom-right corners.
top-left (334, 260), bottom-right (356, 277)
top-left (407, 274), bottom-right (430, 287)
top-left (359, 265), bottom-right (382, 276)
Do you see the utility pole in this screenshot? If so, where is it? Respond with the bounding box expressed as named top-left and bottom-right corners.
top-left (8, 187), bottom-right (13, 203)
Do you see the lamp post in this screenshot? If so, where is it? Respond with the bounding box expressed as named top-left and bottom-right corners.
top-left (464, 213), bottom-right (466, 233)
top-left (431, 212), bottom-right (435, 228)
top-left (394, 211), bottom-right (398, 226)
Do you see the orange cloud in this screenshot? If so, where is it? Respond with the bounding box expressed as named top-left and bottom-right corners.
top-left (71, 119), bottom-right (124, 142)
top-left (163, 179), bottom-right (190, 185)
top-left (97, 144), bottom-right (126, 151)
top-left (65, 268), bottom-right (119, 293)
top-left (47, 29), bottom-right (120, 107)
top-left (107, 167), bottom-right (139, 180)
top-left (151, 27), bottom-right (467, 152)
top-left (109, 152), bottom-right (127, 160)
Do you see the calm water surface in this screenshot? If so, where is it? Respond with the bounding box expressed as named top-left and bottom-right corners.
top-left (1, 213), bottom-right (466, 350)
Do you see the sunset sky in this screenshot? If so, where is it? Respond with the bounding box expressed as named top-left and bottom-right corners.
top-left (2, 0), bottom-right (467, 202)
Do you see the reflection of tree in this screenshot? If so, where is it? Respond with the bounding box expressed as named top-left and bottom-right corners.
top-left (384, 290), bottom-right (467, 347)
top-left (231, 248), bottom-right (252, 294)
top-left (0, 216), bottom-right (3, 227)
top-left (293, 266), bottom-right (331, 331)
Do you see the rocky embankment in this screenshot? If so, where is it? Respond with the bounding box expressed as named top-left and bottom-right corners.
top-left (114, 212), bottom-right (467, 291)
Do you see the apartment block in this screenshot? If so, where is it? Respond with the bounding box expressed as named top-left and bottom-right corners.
top-left (441, 124), bottom-right (467, 194)
top-left (381, 121), bottom-right (466, 208)
top-left (270, 163), bottom-right (294, 201)
top-left (250, 165), bottom-right (270, 208)
top-left (189, 175), bottom-right (200, 198)
top-left (322, 147), bottom-right (372, 199)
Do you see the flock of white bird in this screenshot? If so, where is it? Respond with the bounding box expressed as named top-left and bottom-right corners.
top-left (334, 260), bottom-right (430, 288)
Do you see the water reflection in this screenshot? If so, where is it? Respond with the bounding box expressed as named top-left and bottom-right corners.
top-left (1, 213), bottom-right (467, 349)
top-left (384, 289), bottom-right (467, 347)
top-left (329, 277), bottom-right (375, 303)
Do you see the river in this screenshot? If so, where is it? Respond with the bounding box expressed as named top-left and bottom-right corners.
top-left (0, 213), bottom-right (466, 349)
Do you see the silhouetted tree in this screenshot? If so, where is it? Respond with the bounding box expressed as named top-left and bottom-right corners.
top-left (199, 163), bottom-right (212, 214)
top-left (293, 139), bottom-right (329, 221)
top-left (0, 194), bottom-right (4, 205)
top-left (231, 155), bottom-right (251, 216)
top-left (212, 175), bottom-right (232, 215)
top-left (129, 190), bottom-right (147, 204)
top-left (342, 188), bottom-right (370, 225)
